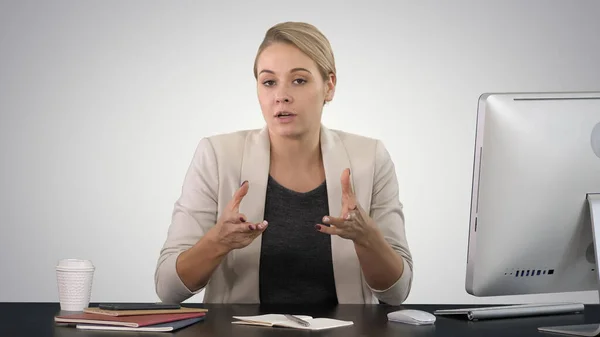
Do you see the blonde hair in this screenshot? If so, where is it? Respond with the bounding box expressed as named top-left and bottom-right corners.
top-left (253, 22), bottom-right (336, 82)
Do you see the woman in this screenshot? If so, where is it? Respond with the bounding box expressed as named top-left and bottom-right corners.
top-left (154, 22), bottom-right (413, 306)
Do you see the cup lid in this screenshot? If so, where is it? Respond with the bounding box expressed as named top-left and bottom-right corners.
top-left (56, 267), bottom-right (95, 273)
top-left (56, 259), bottom-right (94, 269)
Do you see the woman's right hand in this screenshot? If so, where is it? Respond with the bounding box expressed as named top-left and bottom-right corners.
top-left (209, 181), bottom-right (268, 253)
top-left (174, 181), bottom-right (266, 293)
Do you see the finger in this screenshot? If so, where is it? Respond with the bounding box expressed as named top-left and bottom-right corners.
top-left (341, 168), bottom-right (353, 197)
top-left (247, 220), bottom-right (269, 231)
top-left (228, 180), bottom-right (249, 212)
top-left (343, 202), bottom-right (360, 218)
top-left (315, 224), bottom-right (339, 235)
top-left (350, 203), bottom-right (366, 222)
top-left (228, 221), bottom-right (257, 233)
top-left (322, 215), bottom-right (349, 227)
top-left (223, 212), bottom-right (247, 224)
top-left (246, 222), bottom-right (269, 242)
top-left (340, 168), bottom-right (356, 209)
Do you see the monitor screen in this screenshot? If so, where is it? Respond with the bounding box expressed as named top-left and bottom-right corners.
top-left (466, 92), bottom-right (600, 297)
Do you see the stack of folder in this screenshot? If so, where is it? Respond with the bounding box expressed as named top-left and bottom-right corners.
top-left (54, 305), bottom-right (207, 332)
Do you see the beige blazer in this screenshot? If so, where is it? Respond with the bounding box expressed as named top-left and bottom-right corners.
top-left (154, 125), bottom-right (413, 305)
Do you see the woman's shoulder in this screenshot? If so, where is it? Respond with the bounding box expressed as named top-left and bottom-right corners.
top-left (198, 128), bottom-right (262, 152)
top-left (325, 127), bottom-right (394, 169)
top-left (326, 128), bottom-right (385, 153)
top-left (329, 128), bottom-right (378, 143)
top-left (204, 128), bottom-right (259, 142)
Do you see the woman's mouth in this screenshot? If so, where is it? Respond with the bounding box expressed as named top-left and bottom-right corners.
top-left (275, 111), bottom-right (297, 123)
top-left (275, 111), bottom-right (296, 117)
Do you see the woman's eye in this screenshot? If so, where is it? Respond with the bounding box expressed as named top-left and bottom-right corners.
top-left (263, 80), bottom-right (275, 86)
top-left (293, 79), bottom-right (307, 85)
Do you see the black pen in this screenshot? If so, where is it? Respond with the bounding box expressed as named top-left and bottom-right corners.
top-left (285, 314), bottom-right (310, 327)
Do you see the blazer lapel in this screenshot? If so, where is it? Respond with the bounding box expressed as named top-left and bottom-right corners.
top-left (229, 127), bottom-right (270, 303)
top-left (321, 125), bottom-right (365, 303)
top-left (228, 125), bottom-right (364, 304)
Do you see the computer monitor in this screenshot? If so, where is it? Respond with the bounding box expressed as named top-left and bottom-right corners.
top-left (466, 91), bottom-right (600, 301)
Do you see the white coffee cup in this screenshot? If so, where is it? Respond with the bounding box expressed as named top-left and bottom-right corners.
top-left (56, 259), bottom-right (95, 311)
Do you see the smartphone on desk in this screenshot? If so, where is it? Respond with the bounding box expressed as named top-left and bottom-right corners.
top-left (98, 303), bottom-right (181, 311)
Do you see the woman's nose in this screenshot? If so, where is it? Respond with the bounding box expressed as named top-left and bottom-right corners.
top-left (275, 91), bottom-right (293, 104)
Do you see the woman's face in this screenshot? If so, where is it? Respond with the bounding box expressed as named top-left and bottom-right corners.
top-left (256, 42), bottom-right (335, 140)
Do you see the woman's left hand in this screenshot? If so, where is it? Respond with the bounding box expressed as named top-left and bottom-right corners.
top-left (316, 168), bottom-right (378, 247)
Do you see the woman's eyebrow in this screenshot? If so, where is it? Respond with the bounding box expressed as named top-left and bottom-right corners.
top-left (258, 68), bottom-right (312, 76)
top-left (290, 67), bottom-right (311, 74)
top-left (258, 69), bottom-right (275, 75)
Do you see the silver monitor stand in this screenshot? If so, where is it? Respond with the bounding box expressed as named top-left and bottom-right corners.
top-left (437, 194), bottom-right (599, 328)
top-left (537, 193), bottom-right (600, 336)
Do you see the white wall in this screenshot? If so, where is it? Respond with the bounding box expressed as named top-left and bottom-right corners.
top-left (1, 0), bottom-right (600, 304)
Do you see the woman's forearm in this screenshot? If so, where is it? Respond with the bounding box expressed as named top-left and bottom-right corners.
top-left (175, 228), bottom-right (230, 292)
top-left (354, 228), bottom-right (405, 291)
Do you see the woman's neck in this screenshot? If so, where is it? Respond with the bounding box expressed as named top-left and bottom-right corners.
top-left (269, 128), bottom-right (322, 171)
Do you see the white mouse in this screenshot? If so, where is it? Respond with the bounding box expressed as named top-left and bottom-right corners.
top-left (387, 309), bottom-right (436, 325)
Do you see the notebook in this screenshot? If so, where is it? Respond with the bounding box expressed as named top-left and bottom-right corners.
top-left (76, 316), bottom-right (204, 332)
top-left (55, 311), bottom-right (206, 327)
top-left (232, 314), bottom-right (353, 331)
top-left (83, 306), bottom-right (208, 316)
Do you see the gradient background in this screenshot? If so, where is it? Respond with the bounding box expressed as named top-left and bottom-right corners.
top-left (1, 0), bottom-right (600, 304)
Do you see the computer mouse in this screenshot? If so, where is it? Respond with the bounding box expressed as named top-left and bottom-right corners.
top-left (387, 309), bottom-right (436, 325)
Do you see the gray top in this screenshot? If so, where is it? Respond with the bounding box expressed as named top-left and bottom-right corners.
top-left (259, 175), bottom-right (338, 305)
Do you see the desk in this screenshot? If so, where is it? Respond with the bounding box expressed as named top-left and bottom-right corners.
top-left (0, 303), bottom-right (597, 337)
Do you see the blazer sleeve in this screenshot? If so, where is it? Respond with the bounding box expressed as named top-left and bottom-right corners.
top-left (365, 140), bottom-right (414, 305)
top-left (154, 137), bottom-right (219, 303)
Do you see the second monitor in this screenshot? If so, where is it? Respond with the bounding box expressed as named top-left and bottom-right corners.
top-left (466, 91), bottom-right (600, 298)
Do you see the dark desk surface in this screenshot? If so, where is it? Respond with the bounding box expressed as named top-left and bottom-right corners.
top-left (0, 302), bottom-right (597, 337)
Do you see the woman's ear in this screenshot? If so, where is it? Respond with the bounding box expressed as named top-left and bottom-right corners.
top-left (324, 73), bottom-right (336, 103)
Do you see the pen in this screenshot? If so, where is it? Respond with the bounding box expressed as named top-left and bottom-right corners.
top-left (285, 314), bottom-right (310, 327)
